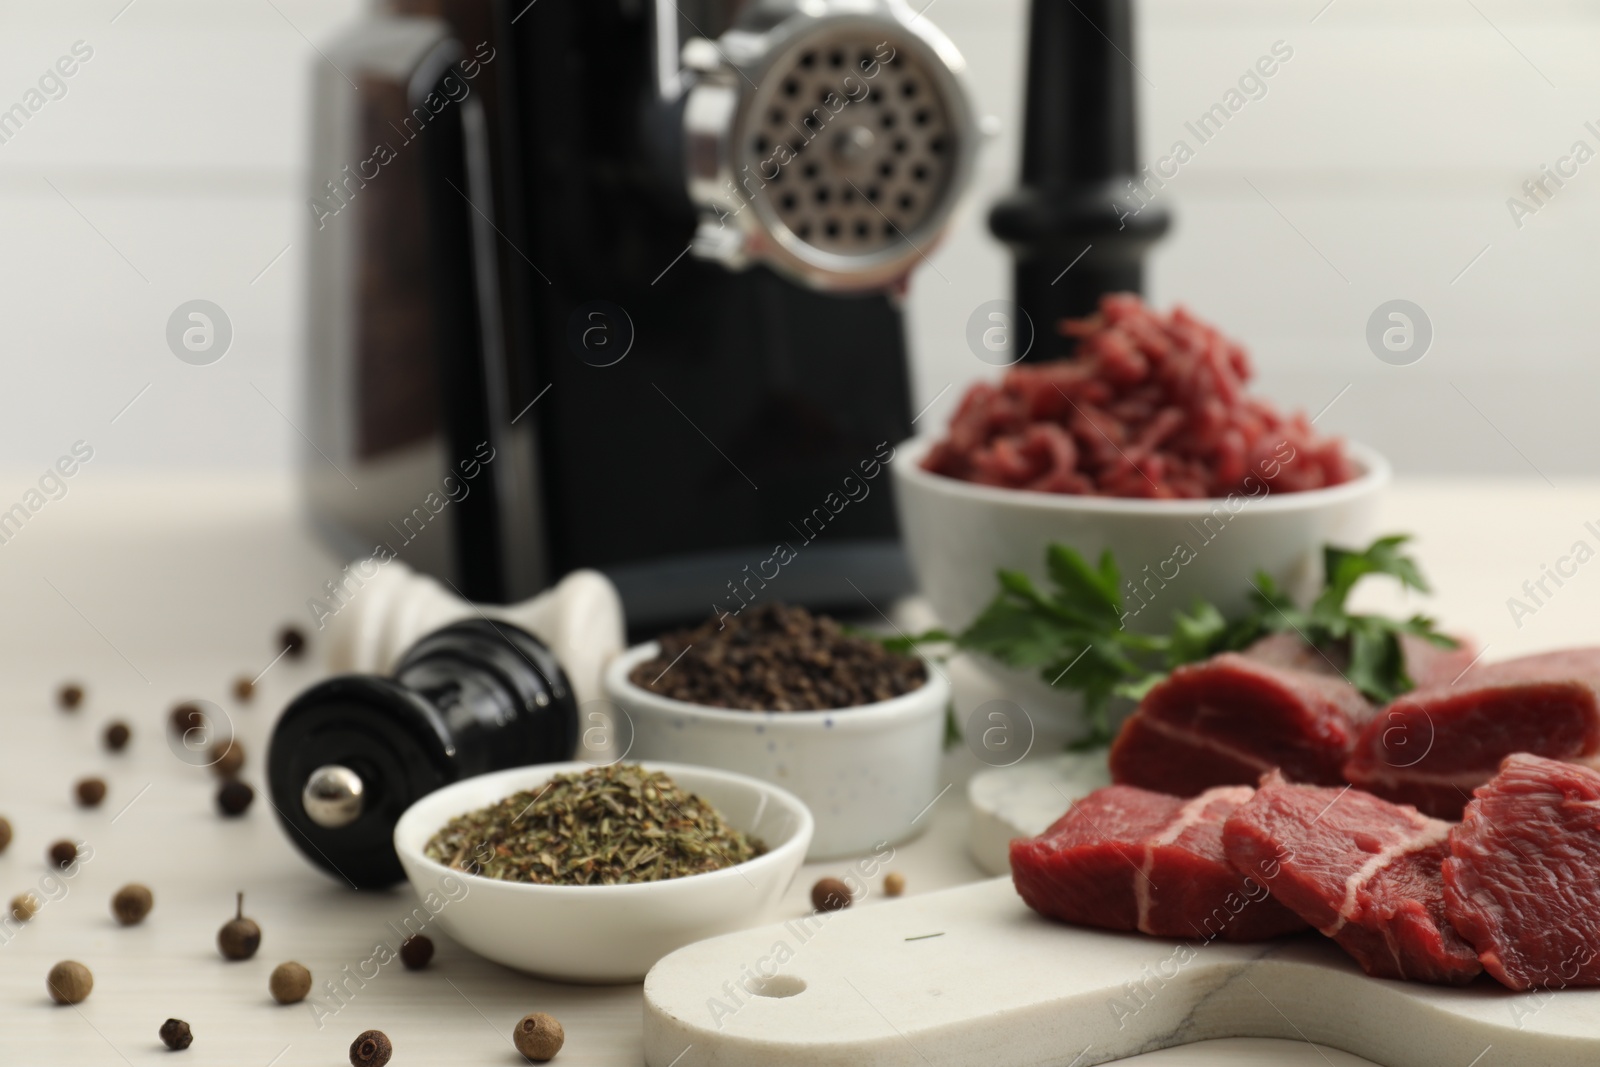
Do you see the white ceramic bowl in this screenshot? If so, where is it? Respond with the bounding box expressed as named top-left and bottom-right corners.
top-left (891, 436), bottom-right (1389, 724)
top-left (393, 761), bottom-right (812, 983)
top-left (604, 643), bottom-right (949, 861)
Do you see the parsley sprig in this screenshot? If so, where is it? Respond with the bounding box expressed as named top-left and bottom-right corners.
top-left (892, 535), bottom-right (1455, 748)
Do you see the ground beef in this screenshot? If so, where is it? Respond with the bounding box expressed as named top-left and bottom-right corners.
top-left (921, 293), bottom-right (1355, 498)
top-left (631, 603), bottom-right (926, 711)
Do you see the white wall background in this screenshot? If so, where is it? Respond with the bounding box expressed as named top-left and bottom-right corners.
top-left (2, 0), bottom-right (1598, 482)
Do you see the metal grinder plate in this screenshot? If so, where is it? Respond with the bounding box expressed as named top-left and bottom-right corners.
top-left (748, 33), bottom-right (956, 254)
top-left (684, 2), bottom-right (976, 293)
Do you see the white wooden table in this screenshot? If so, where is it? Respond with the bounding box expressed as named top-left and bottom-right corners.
top-left (0, 474), bottom-right (1586, 1065)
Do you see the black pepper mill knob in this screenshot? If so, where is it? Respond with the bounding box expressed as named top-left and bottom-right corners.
top-left (268, 618), bottom-right (578, 888)
top-left (989, 0), bottom-right (1169, 345)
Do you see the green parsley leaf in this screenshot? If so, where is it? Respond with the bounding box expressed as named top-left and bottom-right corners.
top-left (942, 533), bottom-right (1455, 747)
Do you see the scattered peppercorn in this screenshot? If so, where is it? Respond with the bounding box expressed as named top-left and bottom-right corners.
top-left (159, 1018), bottom-right (193, 1051)
top-left (217, 892), bottom-right (261, 960)
top-left (269, 961), bottom-right (312, 1004)
top-left (399, 934), bottom-right (433, 970)
top-left (58, 683), bottom-right (84, 710)
top-left (233, 676), bottom-right (256, 703)
top-left (210, 741), bottom-right (245, 779)
top-left (631, 603), bottom-right (927, 710)
top-left (49, 840), bottom-right (78, 870)
top-left (884, 871), bottom-right (906, 897)
top-left (513, 1012), bottom-right (565, 1061)
top-left (47, 960), bottom-right (93, 1004)
top-left (11, 893), bottom-right (39, 923)
top-left (0, 816), bottom-right (11, 854)
top-left (170, 703), bottom-right (205, 736)
top-left (75, 777), bottom-right (107, 808)
top-left (112, 884), bottom-right (153, 926)
top-left (217, 780), bottom-right (254, 817)
top-left (811, 876), bottom-right (853, 912)
top-left (349, 1029), bottom-right (392, 1067)
top-left (104, 721), bottom-right (131, 752)
top-left (279, 626), bottom-right (307, 660)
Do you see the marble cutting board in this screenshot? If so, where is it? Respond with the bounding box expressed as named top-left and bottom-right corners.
top-left (642, 876), bottom-right (1600, 1067)
top-left (968, 752), bottom-right (1112, 875)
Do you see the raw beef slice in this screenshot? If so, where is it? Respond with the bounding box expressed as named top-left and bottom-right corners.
top-left (1110, 636), bottom-right (1375, 796)
top-left (1011, 784), bottom-right (1306, 942)
top-left (1222, 771), bottom-right (1481, 985)
top-left (1245, 632), bottom-right (1477, 691)
top-left (1443, 753), bottom-right (1600, 990)
top-left (1396, 633), bottom-right (1482, 691)
top-left (1346, 648), bottom-right (1600, 820)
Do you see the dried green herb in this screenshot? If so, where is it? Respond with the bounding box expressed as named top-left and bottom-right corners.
top-left (425, 763), bottom-right (764, 886)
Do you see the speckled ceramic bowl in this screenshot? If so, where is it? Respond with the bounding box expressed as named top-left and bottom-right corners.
top-left (603, 642), bottom-right (949, 860)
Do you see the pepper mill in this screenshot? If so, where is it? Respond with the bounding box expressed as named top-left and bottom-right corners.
top-left (268, 618), bottom-right (578, 888)
top-left (322, 562), bottom-right (624, 707)
top-left (988, 0), bottom-right (1169, 343)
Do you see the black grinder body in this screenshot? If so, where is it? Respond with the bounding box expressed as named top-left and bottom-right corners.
top-left (268, 619), bottom-right (577, 888)
top-left (307, 0), bottom-right (917, 629)
top-left (503, 0), bottom-right (916, 624)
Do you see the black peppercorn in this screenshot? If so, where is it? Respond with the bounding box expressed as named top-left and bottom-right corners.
top-left (513, 1012), bottom-right (564, 1061)
top-left (632, 603), bottom-right (927, 710)
top-left (11, 893), bottom-right (39, 923)
top-left (811, 876), bottom-right (853, 912)
top-left (49, 840), bottom-right (78, 870)
top-left (159, 1018), bottom-right (193, 1051)
top-left (399, 934), bottom-right (433, 970)
top-left (270, 961), bottom-right (312, 1004)
top-left (210, 741), bottom-right (245, 779)
top-left (76, 777), bottom-right (107, 808)
top-left (279, 626), bottom-right (307, 660)
top-left (112, 884), bottom-right (153, 926)
top-left (170, 703), bottom-right (205, 736)
top-left (104, 721), bottom-right (131, 752)
top-left (217, 780), bottom-right (254, 817)
top-left (349, 1029), bottom-right (392, 1067)
top-left (47, 960), bottom-right (92, 1004)
top-left (233, 676), bottom-right (256, 703)
top-left (58, 683), bottom-right (84, 710)
top-left (217, 892), bottom-right (261, 960)
top-left (0, 816), bottom-right (11, 855)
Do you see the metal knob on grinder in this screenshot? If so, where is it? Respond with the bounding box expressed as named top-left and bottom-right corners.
top-left (303, 765), bottom-right (366, 829)
top-left (268, 618), bottom-right (578, 889)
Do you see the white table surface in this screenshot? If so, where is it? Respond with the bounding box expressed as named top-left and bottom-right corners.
top-left (0, 473), bottom-right (1589, 1066)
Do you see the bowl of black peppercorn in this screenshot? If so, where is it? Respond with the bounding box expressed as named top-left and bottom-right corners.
top-left (604, 604), bottom-right (948, 860)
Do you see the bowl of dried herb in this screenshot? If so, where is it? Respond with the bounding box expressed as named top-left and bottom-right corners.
top-left (392, 760), bottom-right (812, 982)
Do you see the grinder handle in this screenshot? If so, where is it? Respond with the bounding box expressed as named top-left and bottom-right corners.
top-left (988, 0), bottom-right (1170, 346)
